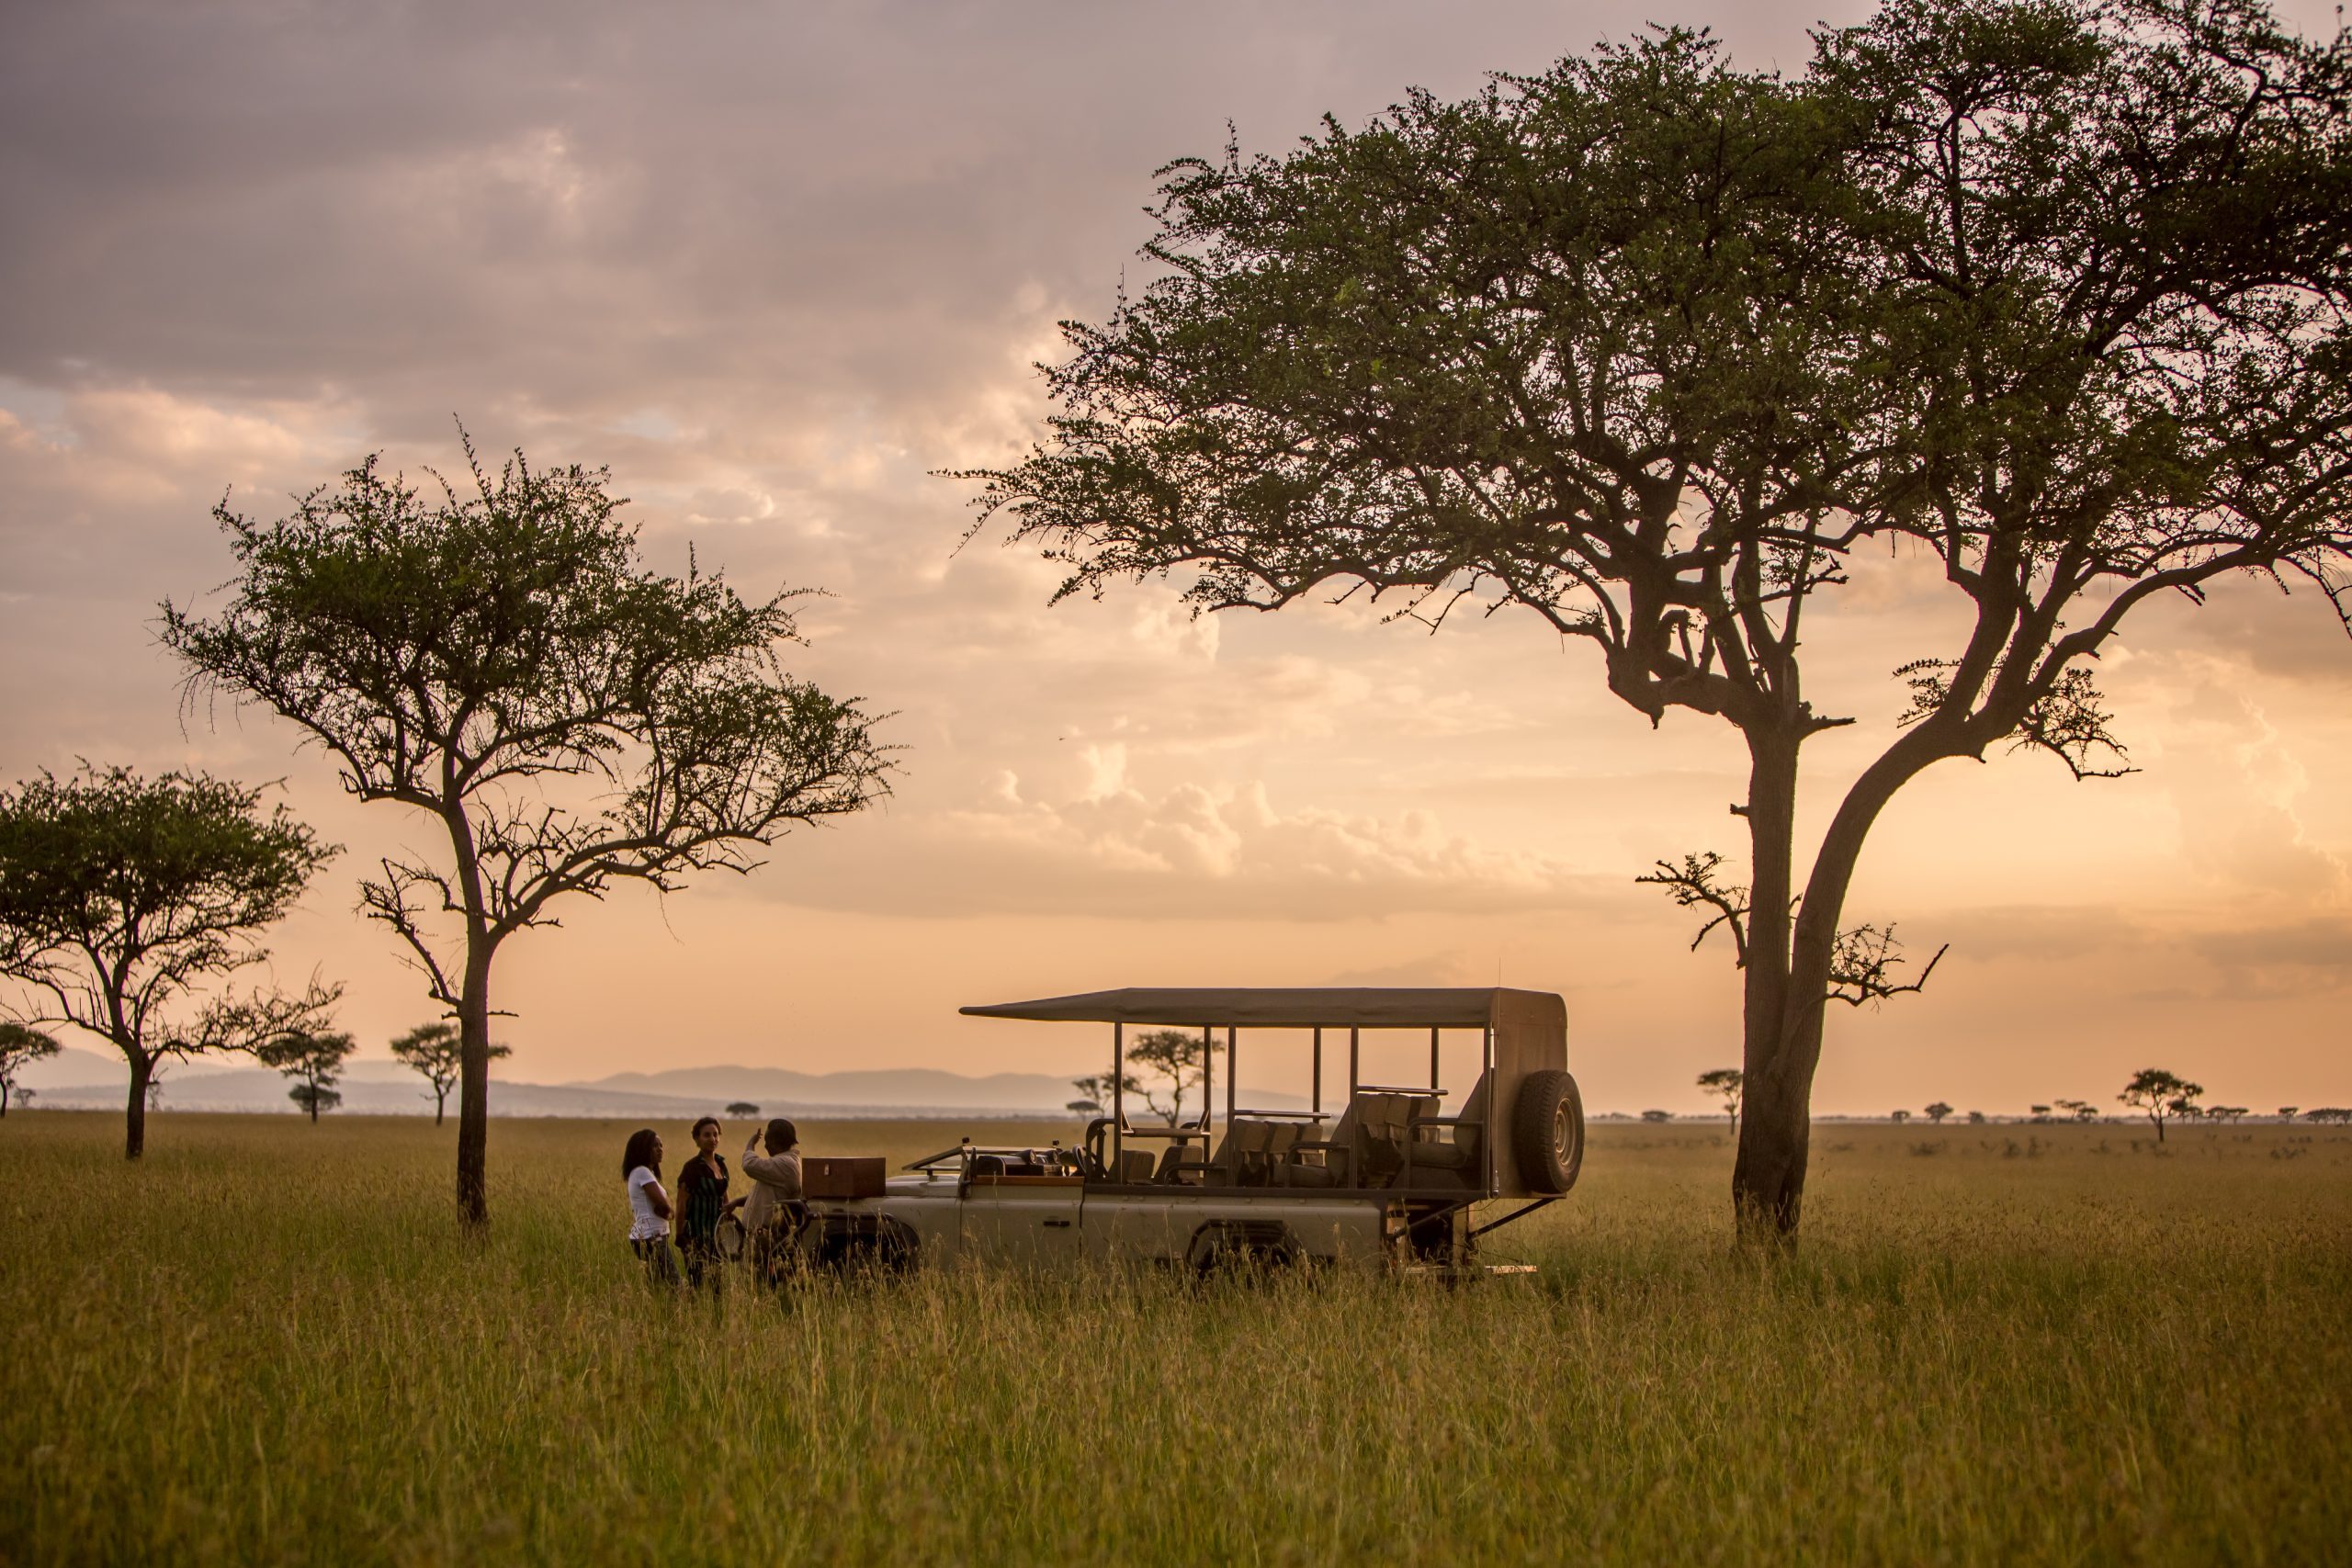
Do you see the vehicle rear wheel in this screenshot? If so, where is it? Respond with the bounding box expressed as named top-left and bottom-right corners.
top-left (1512, 1069), bottom-right (1584, 1194)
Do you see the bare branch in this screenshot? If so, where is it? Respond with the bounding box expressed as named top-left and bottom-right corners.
top-left (1825, 924), bottom-right (1948, 1009)
top-left (1637, 852), bottom-right (1751, 966)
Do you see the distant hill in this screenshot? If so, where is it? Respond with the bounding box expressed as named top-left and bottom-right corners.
top-left (582, 1064), bottom-right (1085, 1111)
top-left (14, 1048), bottom-right (1306, 1118)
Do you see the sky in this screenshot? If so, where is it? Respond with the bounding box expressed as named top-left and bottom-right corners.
top-left (2, 0), bottom-right (2346, 1118)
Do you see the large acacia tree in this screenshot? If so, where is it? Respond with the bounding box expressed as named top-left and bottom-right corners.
top-left (164, 435), bottom-right (892, 1226)
top-left (965, 0), bottom-right (2352, 1237)
top-left (0, 766), bottom-right (338, 1157)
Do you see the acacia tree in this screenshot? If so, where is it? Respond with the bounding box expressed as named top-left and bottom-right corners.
top-left (389, 1021), bottom-right (509, 1126)
top-left (2120, 1066), bottom-right (2202, 1141)
top-left (1698, 1067), bottom-right (1745, 1131)
top-left (1125, 1030), bottom-right (1208, 1125)
top-left (0, 766), bottom-right (338, 1157)
top-left (164, 435), bottom-right (893, 1226)
top-left (963, 0), bottom-right (2352, 1239)
top-left (1924, 1100), bottom-right (1953, 1124)
top-left (0, 1022), bottom-right (59, 1116)
top-left (258, 1029), bottom-right (356, 1123)
top-left (1069, 1069), bottom-right (1141, 1116)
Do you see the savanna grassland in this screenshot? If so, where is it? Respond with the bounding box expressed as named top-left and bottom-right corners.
top-left (3, 1112), bottom-right (2346, 1565)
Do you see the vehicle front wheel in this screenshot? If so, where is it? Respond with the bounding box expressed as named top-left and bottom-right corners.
top-left (1512, 1069), bottom-right (1584, 1194)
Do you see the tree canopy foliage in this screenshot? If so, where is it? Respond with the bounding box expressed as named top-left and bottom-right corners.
top-left (1125, 1029), bottom-right (1209, 1125)
top-left (164, 434), bottom-right (893, 1223)
top-left (0, 1021), bottom-right (59, 1116)
top-left (389, 1021), bottom-right (508, 1126)
top-left (258, 1029), bottom-right (357, 1123)
top-left (0, 766), bottom-right (338, 1156)
top-left (964, 0), bottom-right (2352, 1236)
top-left (2120, 1066), bottom-right (2204, 1140)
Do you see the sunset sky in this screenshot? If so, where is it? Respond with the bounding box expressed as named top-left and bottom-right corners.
top-left (3, 0), bottom-right (2346, 1118)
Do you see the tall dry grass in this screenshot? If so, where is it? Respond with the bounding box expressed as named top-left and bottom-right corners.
top-left (3, 1112), bottom-right (2346, 1564)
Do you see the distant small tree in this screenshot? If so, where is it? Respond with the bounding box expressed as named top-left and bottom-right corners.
top-left (1890, 1108), bottom-right (1912, 1124)
top-left (1922, 1101), bottom-right (1952, 1125)
top-left (1069, 1068), bottom-right (1144, 1117)
top-left (2030, 1105), bottom-right (2052, 1123)
top-left (14, 1088), bottom-right (31, 1109)
top-left (288, 1083), bottom-right (342, 1118)
top-left (1966, 1111), bottom-right (1985, 1125)
top-left (1125, 1032), bottom-right (1208, 1125)
top-left (2278, 1107), bottom-right (2300, 1122)
top-left (1697, 1068), bottom-right (1744, 1132)
top-left (2120, 1068), bottom-right (2202, 1143)
top-left (0, 1021), bottom-right (60, 1117)
top-left (2304, 1108), bottom-right (2352, 1125)
top-left (2052, 1098), bottom-right (2097, 1124)
top-left (389, 1022), bottom-right (510, 1127)
top-left (257, 1030), bottom-right (356, 1123)
top-left (1641, 1109), bottom-right (1673, 1124)
top-left (725, 1100), bottom-right (760, 1119)
top-left (0, 765), bottom-right (339, 1158)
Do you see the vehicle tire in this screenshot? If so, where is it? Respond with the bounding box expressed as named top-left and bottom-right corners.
top-left (1512, 1069), bottom-right (1584, 1194)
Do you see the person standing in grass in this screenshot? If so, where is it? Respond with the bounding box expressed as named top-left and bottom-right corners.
top-left (741, 1117), bottom-right (804, 1285)
top-left (621, 1128), bottom-right (678, 1285)
top-left (674, 1115), bottom-right (741, 1289)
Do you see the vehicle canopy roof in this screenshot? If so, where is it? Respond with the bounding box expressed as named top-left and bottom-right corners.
top-left (963, 987), bottom-right (1569, 1200)
top-left (959, 987), bottom-right (1547, 1030)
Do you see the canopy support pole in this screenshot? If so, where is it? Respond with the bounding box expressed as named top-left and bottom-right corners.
top-left (1111, 1021), bottom-right (1124, 1173)
top-left (1482, 1024), bottom-right (1493, 1199)
top-left (1226, 1026), bottom-right (1237, 1130)
top-left (1199, 1023), bottom-right (1213, 1131)
top-left (1311, 1028), bottom-right (1323, 1115)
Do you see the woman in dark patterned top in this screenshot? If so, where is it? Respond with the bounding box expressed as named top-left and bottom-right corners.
top-left (674, 1115), bottom-right (741, 1288)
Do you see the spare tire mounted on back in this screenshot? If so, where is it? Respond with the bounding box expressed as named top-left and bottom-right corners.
top-left (1512, 1068), bottom-right (1584, 1194)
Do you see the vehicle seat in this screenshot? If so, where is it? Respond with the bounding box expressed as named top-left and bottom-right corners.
top-left (1117, 1149), bottom-right (1155, 1183)
top-left (1408, 1073), bottom-right (1489, 1173)
top-left (1222, 1119), bottom-right (1276, 1185)
top-left (1254, 1122), bottom-right (1306, 1186)
top-left (1354, 1092), bottom-right (1415, 1184)
top-left (1282, 1101), bottom-right (1361, 1188)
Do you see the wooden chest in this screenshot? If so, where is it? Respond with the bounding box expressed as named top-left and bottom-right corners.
top-left (803, 1155), bottom-right (887, 1200)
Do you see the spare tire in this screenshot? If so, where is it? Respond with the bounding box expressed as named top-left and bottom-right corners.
top-left (1512, 1069), bottom-right (1585, 1194)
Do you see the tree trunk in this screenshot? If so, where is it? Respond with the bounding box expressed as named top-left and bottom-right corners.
top-left (1729, 718), bottom-right (1932, 1241)
top-left (1731, 725), bottom-right (1808, 1241)
top-left (456, 942), bottom-right (494, 1227)
top-left (435, 1085), bottom-right (447, 1127)
top-left (307, 1081), bottom-right (320, 1124)
top-left (125, 1049), bottom-right (151, 1160)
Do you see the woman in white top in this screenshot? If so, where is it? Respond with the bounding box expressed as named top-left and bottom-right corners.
top-left (620, 1127), bottom-right (679, 1285)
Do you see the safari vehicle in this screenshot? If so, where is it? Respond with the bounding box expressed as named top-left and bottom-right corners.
top-left (783, 987), bottom-right (1585, 1276)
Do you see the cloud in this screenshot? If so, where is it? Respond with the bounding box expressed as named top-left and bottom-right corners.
top-left (2186, 917), bottom-right (2352, 986)
top-left (750, 765), bottom-right (1609, 921)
